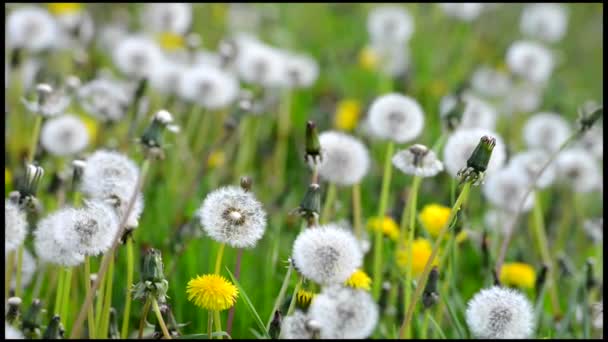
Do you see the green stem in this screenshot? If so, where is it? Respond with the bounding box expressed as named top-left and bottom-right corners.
top-left (98, 255), bottom-right (115, 338)
top-left (121, 237), bottom-right (135, 338)
top-left (138, 297), bottom-right (151, 339)
top-left (55, 267), bottom-right (65, 315)
top-left (352, 183), bottom-right (363, 239)
top-left (531, 192), bottom-right (561, 318)
top-left (60, 267), bottom-right (73, 332)
top-left (213, 311), bottom-right (222, 339)
top-left (320, 183), bottom-right (337, 224)
top-left (421, 310), bottom-right (430, 339)
top-left (403, 175), bottom-right (422, 338)
top-left (372, 141), bottom-right (395, 299)
top-left (14, 246), bottom-right (24, 298)
top-left (27, 115), bottom-right (43, 164)
top-left (431, 132), bottom-right (447, 154)
top-left (399, 182), bottom-right (472, 338)
top-left (287, 276), bottom-right (303, 316)
top-left (214, 243), bottom-right (226, 275)
top-left (274, 90), bottom-right (292, 192)
top-left (94, 266), bottom-right (107, 332)
top-left (266, 262), bottom-right (293, 330)
top-left (5, 251), bottom-right (15, 302)
top-left (84, 256), bottom-right (96, 338)
top-left (152, 297), bottom-right (172, 339)
top-left (208, 310), bottom-right (214, 339)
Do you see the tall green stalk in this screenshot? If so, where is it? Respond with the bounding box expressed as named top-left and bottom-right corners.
top-left (352, 183), bottom-right (363, 239)
top-left (84, 257), bottom-right (96, 338)
top-left (320, 183), bottom-right (337, 224)
top-left (372, 141), bottom-right (395, 299)
top-left (121, 237), bottom-right (135, 338)
top-left (402, 175), bottom-right (422, 338)
top-left (60, 267), bottom-right (73, 332)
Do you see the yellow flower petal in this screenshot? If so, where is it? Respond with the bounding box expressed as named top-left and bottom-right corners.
top-left (334, 99), bottom-right (361, 132)
top-left (345, 269), bottom-right (372, 291)
top-left (207, 150), bottom-right (226, 169)
top-left (500, 262), bottom-right (536, 289)
top-left (186, 274), bottom-right (239, 311)
top-left (157, 32), bottom-right (185, 51)
top-left (396, 238), bottom-right (439, 277)
top-left (367, 216), bottom-right (400, 241)
top-left (419, 204), bottom-right (451, 238)
top-left (47, 3), bottom-right (82, 16)
top-left (358, 46), bottom-right (378, 71)
top-left (5, 168), bottom-right (12, 188)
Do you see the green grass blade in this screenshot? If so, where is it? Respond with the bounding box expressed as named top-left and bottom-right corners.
top-left (226, 267), bottom-right (271, 339)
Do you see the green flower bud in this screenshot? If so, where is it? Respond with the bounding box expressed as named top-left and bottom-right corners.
top-left (108, 308), bottom-right (120, 339)
top-left (268, 310), bottom-right (282, 339)
top-left (305, 121), bottom-right (322, 164)
top-left (457, 135), bottom-right (496, 185)
top-left (298, 183), bottom-right (321, 221)
top-left (422, 267), bottom-right (439, 309)
top-left (22, 298), bottom-right (43, 339)
top-left (142, 248), bottom-right (165, 283)
top-left (535, 264), bottom-right (548, 301)
top-left (43, 315), bottom-right (64, 339)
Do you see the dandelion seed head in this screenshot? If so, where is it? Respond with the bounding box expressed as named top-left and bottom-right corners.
top-left (22, 84), bottom-right (71, 118)
top-left (236, 39), bottom-right (285, 87)
top-left (440, 92), bottom-right (498, 130)
top-left (197, 186), bottom-right (267, 248)
top-left (113, 35), bottom-right (163, 79)
top-left (308, 285), bottom-right (379, 339)
top-left (7, 6), bottom-right (58, 51)
top-left (520, 3), bottom-right (568, 43)
top-left (34, 208), bottom-right (85, 267)
top-left (483, 166), bottom-right (534, 213)
top-left (313, 131), bottom-right (370, 186)
top-left (60, 200), bottom-right (120, 256)
top-left (5, 200), bottom-right (27, 253)
top-left (439, 3), bottom-right (484, 21)
top-left (142, 3), bottom-right (192, 34)
top-left (583, 218), bottom-right (602, 244)
top-left (577, 124), bottom-right (603, 160)
top-left (186, 274), bottom-right (238, 311)
top-left (470, 66), bottom-right (512, 98)
top-left (368, 93), bottom-right (424, 143)
top-left (392, 144), bottom-right (444, 178)
top-left (509, 149), bottom-right (556, 189)
top-left (556, 148), bottom-right (601, 193)
top-left (282, 53), bottom-right (319, 89)
top-left (5, 322), bottom-right (24, 339)
top-left (178, 65), bottom-right (239, 109)
top-left (502, 82), bottom-right (543, 115)
top-left (506, 40), bottom-right (554, 85)
top-left (77, 77), bottom-right (132, 123)
top-left (443, 128), bottom-right (506, 178)
top-left (466, 286), bottom-right (534, 339)
top-left (592, 302), bottom-right (603, 330)
top-left (280, 310), bottom-right (314, 339)
top-left (292, 224), bottom-right (363, 285)
top-left (367, 6), bottom-right (414, 44)
top-left (523, 112), bottom-right (571, 152)
top-left (6, 248), bottom-right (36, 290)
top-left (40, 114), bottom-right (89, 156)
top-left (150, 56), bottom-right (187, 95)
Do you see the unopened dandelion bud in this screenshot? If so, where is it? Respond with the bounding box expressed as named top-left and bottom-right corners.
top-left (296, 289), bottom-right (315, 309)
top-left (43, 315), bottom-right (64, 339)
top-left (422, 267), bottom-right (440, 309)
top-left (133, 248), bottom-right (169, 303)
top-left (134, 78), bottom-right (148, 102)
top-left (240, 176), bottom-right (253, 192)
top-left (22, 298), bottom-right (43, 339)
top-left (269, 310), bottom-right (282, 339)
top-left (108, 308), bottom-right (120, 339)
top-left (535, 264), bottom-right (548, 300)
top-left (557, 255), bottom-right (573, 277)
top-left (578, 106), bottom-right (602, 132)
top-left (72, 159), bottom-right (86, 183)
top-left (298, 183), bottom-right (321, 221)
top-left (23, 164), bottom-right (45, 197)
top-left (142, 248), bottom-right (165, 283)
top-left (140, 109), bottom-right (176, 153)
top-left (585, 259), bottom-right (597, 290)
top-left (36, 83), bottom-right (54, 103)
top-left (442, 93), bottom-right (466, 131)
top-left (6, 297), bottom-right (22, 324)
top-left (457, 135), bottom-right (496, 185)
top-left (305, 121), bottom-right (322, 164)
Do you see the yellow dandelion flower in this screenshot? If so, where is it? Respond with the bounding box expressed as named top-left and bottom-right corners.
top-left (367, 216), bottom-right (400, 241)
top-left (455, 229), bottom-right (468, 244)
top-left (358, 46), bottom-right (378, 70)
top-left (344, 269), bottom-right (371, 291)
top-left (79, 115), bottom-right (98, 143)
top-left (396, 238), bottom-right (439, 277)
top-left (419, 204), bottom-right (451, 238)
top-left (500, 262), bottom-right (536, 289)
top-left (5, 168), bottom-right (12, 189)
top-left (334, 99), bottom-right (361, 132)
top-left (47, 3), bottom-right (82, 16)
top-left (186, 274), bottom-right (238, 311)
top-left (157, 32), bottom-right (185, 51)
top-left (296, 289), bottom-right (315, 308)
top-left (207, 150), bottom-right (226, 169)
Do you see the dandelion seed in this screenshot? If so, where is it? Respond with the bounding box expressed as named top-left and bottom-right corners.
top-left (40, 114), bottom-right (89, 156)
top-left (308, 285), bottom-right (379, 339)
top-left (197, 186), bottom-right (267, 248)
top-left (523, 112), bottom-right (571, 152)
top-left (7, 6), bottom-right (58, 52)
top-left (443, 128), bottom-right (506, 178)
top-left (292, 224), bottom-right (363, 285)
top-left (556, 148), bottom-right (601, 193)
top-left (367, 5), bottom-right (414, 44)
top-left (313, 131), bottom-right (370, 186)
top-left (186, 274), bottom-right (238, 311)
top-left (500, 262), bottom-right (536, 289)
top-left (396, 238), bottom-right (439, 277)
top-left (506, 40), bottom-right (554, 85)
top-left (5, 200), bottom-right (27, 253)
top-left (178, 65), bottom-right (239, 109)
top-left (466, 286), bottom-right (534, 339)
top-left (419, 203), bottom-right (452, 238)
top-left (368, 93), bottom-right (425, 143)
top-left (34, 208), bottom-right (85, 267)
top-left (520, 3), bottom-right (568, 43)
top-left (482, 166), bottom-right (534, 213)
top-left (392, 144), bottom-right (444, 178)
top-left (344, 269), bottom-right (372, 291)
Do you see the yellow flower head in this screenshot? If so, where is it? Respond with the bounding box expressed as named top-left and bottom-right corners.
top-left (500, 262), bottom-right (536, 289)
top-left (157, 32), bottom-right (185, 51)
top-left (358, 46), bottom-right (378, 70)
top-left (344, 269), bottom-right (371, 291)
top-left (5, 168), bottom-right (12, 189)
top-left (296, 289), bottom-right (316, 308)
top-left (419, 204), bottom-right (451, 238)
top-left (396, 238), bottom-right (439, 277)
top-left (334, 99), bottom-right (361, 132)
top-left (367, 216), bottom-right (400, 241)
top-left (79, 115), bottom-right (98, 143)
top-left (47, 3), bottom-right (82, 16)
top-left (186, 274), bottom-right (238, 311)
top-left (207, 150), bottom-right (226, 169)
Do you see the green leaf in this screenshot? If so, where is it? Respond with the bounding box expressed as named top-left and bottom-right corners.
top-left (444, 296), bottom-right (466, 339)
top-left (178, 331), bottom-right (231, 339)
top-left (427, 314), bottom-right (447, 339)
top-left (226, 267), bottom-right (271, 339)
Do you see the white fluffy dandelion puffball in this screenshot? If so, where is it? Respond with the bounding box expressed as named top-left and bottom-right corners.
top-left (556, 148), bottom-right (602, 193)
top-left (113, 35), bottom-right (163, 79)
top-left (520, 3), bottom-right (568, 43)
top-left (314, 131), bottom-right (370, 186)
top-left (506, 40), bottom-right (554, 85)
top-left (5, 200), bottom-right (28, 253)
top-left (5, 322), bottom-right (24, 339)
top-left (367, 5), bottom-right (414, 44)
top-left (77, 77), bottom-right (132, 123)
top-left (197, 186), bottom-right (267, 248)
top-left (440, 92), bottom-right (498, 130)
top-left (308, 285), bottom-right (379, 339)
top-left (439, 3), bottom-right (484, 22)
top-left (470, 66), bottom-right (512, 99)
top-left (523, 112), bottom-right (571, 152)
top-left (282, 52), bottom-right (319, 89)
top-left (509, 149), bottom-right (557, 189)
top-left (7, 248), bottom-right (36, 290)
top-left (482, 167), bottom-right (534, 213)
top-left (392, 144), bottom-right (444, 178)
top-left (150, 56), bottom-right (187, 95)
top-left (443, 128), bottom-right (506, 178)
top-left (466, 286), bottom-right (534, 339)
top-left (141, 3), bottom-right (192, 34)
top-left (368, 93), bottom-right (424, 143)
top-left (178, 65), bottom-right (240, 110)
top-left (60, 200), bottom-right (120, 256)
top-left (7, 6), bottom-right (58, 52)
top-left (34, 208), bottom-right (85, 267)
top-left (235, 39), bottom-right (285, 88)
top-left (292, 224), bottom-right (363, 285)
top-left (280, 310), bottom-right (315, 339)
top-left (40, 114), bottom-right (90, 156)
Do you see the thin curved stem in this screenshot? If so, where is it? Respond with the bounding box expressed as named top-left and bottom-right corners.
top-left (352, 183), bottom-right (363, 239)
top-left (266, 262), bottom-right (293, 330)
top-left (320, 183), bottom-right (337, 224)
top-left (403, 175), bottom-right (422, 338)
top-left (214, 243), bottom-right (226, 275)
top-left (121, 237), bottom-right (135, 338)
top-left (152, 298), bottom-right (172, 339)
top-left (138, 297), bottom-right (151, 339)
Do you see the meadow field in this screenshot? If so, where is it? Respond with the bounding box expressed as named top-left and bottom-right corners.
top-left (4, 3), bottom-right (604, 339)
